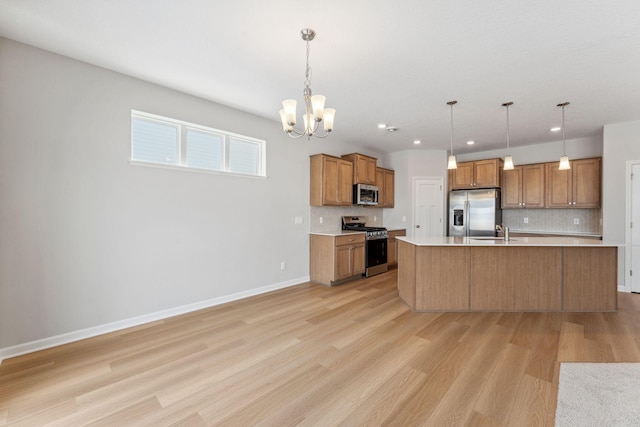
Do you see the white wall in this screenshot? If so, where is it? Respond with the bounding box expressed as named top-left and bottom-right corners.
top-left (457, 134), bottom-right (603, 163)
top-left (603, 120), bottom-right (640, 290)
top-left (0, 38), bottom-right (367, 354)
top-left (381, 150), bottom-right (448, 232)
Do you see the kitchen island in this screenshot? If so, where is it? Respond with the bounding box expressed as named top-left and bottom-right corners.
top-left (397, 236), bottom-right (620, 312)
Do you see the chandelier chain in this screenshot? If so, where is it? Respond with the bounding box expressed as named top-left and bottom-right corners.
top-left (304, 39), bottom-right (312, 89)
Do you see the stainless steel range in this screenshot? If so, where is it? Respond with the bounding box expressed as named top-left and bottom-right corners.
top-left (342, 216), bottom-right (388, 277)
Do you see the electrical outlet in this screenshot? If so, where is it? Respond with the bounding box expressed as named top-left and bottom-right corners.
top-left (524, 217), bottom-right (528, 224)
top-left (280, 262), bottom-right (286, 270)
top-left (319, 217), bottom-right (323, 224)
top-left (574, 218), bottom-right (580, 225)
top-left (374, 216), bottom-right (377, 223)
top-left (402, 216), bottom-right (407, 222)
top-left (294, 216), bottom-right (303, 224)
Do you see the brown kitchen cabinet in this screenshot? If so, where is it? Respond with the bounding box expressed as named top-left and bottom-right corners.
top-left (310, 233), bottom-right (366, 286)
top-left (310, 154), bottom-right (353, 206)
top-left (341, 153), bottom-right (377, 184)
top-left (376, 167), bottom-right (395, 208)
top-left (449, 158), bottom-right (503, 190)
top-left (387, 229), bottom-right (406, 267)
top-left (502, 164), bottom-right (545, 209)
top-left (545, 157), bottom-right (601, 208)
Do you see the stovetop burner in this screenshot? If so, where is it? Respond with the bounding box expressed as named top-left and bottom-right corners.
top-left (342, 216), bottom-right (388, 240)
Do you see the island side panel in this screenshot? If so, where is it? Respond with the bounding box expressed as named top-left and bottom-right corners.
top-left (563, 247), bottom-right (618, 311)
top-left (397, 240), bottom-right (416, 308)
top-left (415, 246), bottom-right (470, 311)
top-left (470, 247), bottom-right (562, 311)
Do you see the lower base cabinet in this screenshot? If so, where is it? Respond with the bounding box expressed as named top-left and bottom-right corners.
top-left (387, 229), bottom-right (406, 267)
top-left (310, 234), bottom-right (366, 286)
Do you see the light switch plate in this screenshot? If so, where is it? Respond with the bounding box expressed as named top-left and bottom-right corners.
top-left (524, 217), bottom-right (528, 224)
top-left (294, 216), bottom-right (303, 224)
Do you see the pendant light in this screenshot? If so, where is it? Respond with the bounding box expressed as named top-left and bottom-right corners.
top-left (447, 101), bottom-right (458, 170)
top-left (558, 102), bottom-right (571, 170)
top-left (502, 102), bottom-right (514, 170)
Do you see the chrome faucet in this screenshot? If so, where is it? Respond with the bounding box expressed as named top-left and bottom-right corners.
top-left (496, 224), bottom-right (510, 241)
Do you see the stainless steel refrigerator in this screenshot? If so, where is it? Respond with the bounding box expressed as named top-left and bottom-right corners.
top-left (449, 189), bottom-right (502, 237)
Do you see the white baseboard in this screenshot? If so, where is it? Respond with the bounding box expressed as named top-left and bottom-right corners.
top-left (0, 276), bottom-right (309, 365)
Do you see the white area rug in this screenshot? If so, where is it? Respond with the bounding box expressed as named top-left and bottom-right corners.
top-left (556, 363), bottom-right (640, 427)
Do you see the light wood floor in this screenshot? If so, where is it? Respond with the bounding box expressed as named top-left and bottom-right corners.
top-left (3, 270), bottom-right (640, 426)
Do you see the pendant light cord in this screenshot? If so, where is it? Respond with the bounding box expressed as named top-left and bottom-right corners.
top-left (447, 100), bottom-right (457, 155)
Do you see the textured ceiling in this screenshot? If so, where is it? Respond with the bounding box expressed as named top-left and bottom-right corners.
top-left (1, 0), bottom-right (639, 154)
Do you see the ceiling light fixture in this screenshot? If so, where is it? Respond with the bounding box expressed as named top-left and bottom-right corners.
top-left (447, 101), bottom-right (458, 170)
top-left (557, 102), bottom-right (571, 170)
top-left (466, 140), bottom-right (475, 145)
top-left (413, 140), bottom-right (421, 145)
top-left (502, 101), bottom-right (514, 170)
top-left (386, 126), bottom-right (398, 132)
top-left (279, 29), bottom-right (335, 140)
top-left (550, 126), bottom-right (561, 132)
top-left (377, 123), bottom-right (387, 129)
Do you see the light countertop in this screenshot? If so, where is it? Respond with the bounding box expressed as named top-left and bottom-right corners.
top-left (397, 235), bottom-right (621, 247)
top-left (309, 231), bottom-right (365, 237)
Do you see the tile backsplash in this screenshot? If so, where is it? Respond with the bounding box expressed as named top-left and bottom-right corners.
top-left (310, 206), bottom-right (383, 233)
top-left (503, 208), bottom-right (602, 235)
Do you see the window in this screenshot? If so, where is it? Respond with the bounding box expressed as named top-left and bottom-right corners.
top-left (131, 110), bottom-right (266, 177)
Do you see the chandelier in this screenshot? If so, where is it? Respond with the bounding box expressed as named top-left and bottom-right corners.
top-left (279, 29), bottom-right (335, 139)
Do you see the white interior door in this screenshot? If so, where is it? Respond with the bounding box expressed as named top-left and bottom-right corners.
top-left (414, 178), bottom-right (444, 238)
top-left (631, 164), bottom-right (640, 292)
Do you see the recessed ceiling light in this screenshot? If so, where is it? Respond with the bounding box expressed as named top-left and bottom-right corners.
top-left (467, 140), bottom-right (475, 145)
top-left (386, 126), bottom-right (398, 132)
top-left (550, 127), bottom-right (561, 132)
top-left (413, 140), bottom-right (421, 145)
top-left (377, 123), bottom-right (387, 129)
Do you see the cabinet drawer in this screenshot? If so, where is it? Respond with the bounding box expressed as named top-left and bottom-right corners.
top-left (335, 234), bottom-right (365, 246)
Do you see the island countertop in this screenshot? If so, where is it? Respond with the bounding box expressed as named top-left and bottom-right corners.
top-left (396, 235), bottom-right (620, 247)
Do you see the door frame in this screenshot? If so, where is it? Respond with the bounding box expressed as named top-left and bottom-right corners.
top-left (412, 177), bottom-right (445, 237)
top-left (626, 160), bottom-right (640, 292)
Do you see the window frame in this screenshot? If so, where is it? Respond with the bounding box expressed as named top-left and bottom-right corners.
top-left (130, 110), bottom-right (267, 178)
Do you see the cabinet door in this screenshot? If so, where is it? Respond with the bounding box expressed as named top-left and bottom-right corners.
top-left (572, 158), bottom-right (601, 208)
top-left (335, 245), bottom-right (353, 280)
top-left (451, 162), bottom-right (474, 189)
top-left (384, 169), bottom-right (395, 208)
top-left (366, 158), bottom-right (377, 184)
top-left (522, 164), bottom-right (545, 208)
top-left (545, 162), bottom-right (572, 208)
top-left (321, 156), bottom-right (340, 205)
top-left (338, 160), bottom-right (353, 206)
top-left (352, 243), bottom-right (366, 275)
top-left (502, 167), bottom-right (523, 208)
top-left (474, 159), bottom-right (500, 188)
top-left (376, 167), bottom-right (385, 204)
top-left (387, 238), bottom-right (397, 264)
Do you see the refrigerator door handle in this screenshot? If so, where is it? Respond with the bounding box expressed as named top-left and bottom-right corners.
top-left (465, 200), bottom-right (470, 237)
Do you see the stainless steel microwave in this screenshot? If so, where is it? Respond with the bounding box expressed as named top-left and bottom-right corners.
top-left (353, 183), bottom-right (379, 206)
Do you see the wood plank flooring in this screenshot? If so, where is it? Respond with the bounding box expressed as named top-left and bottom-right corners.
top-left (2, 270), bottom-right (640, 426)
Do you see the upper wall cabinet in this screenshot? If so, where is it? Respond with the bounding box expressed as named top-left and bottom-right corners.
top-left (545, 157), bottom-right (601, 208)
top-left (310, 154), bottom-right (353, 206)
top-left (502, 164), bottom-right (545, 209)
top-left (450, 158), bottom-right (503, 190)
top-left (341, 153), bottom-right (377, 185)
top-left (376, 167), bottom-right (395, 208)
